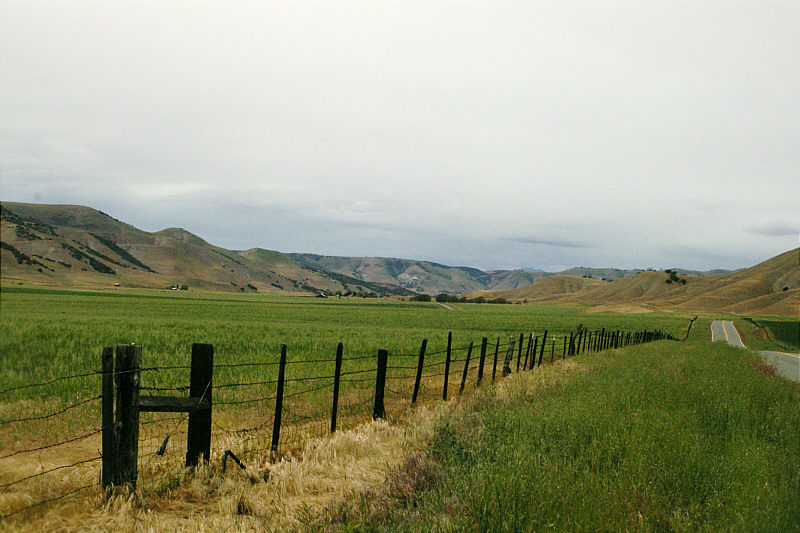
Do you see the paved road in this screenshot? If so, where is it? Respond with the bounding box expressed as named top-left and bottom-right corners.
top-left (712, 320), bottom-right (799, 383)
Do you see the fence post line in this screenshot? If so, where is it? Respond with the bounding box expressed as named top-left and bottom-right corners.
top-left (101, 347), bottom-right (115, 490)
top-left (538, 329), bottom-right (547, 367)
top-left (530, 336), bottom-right (539, 370)
top-left (600, 328), bottom-right (606, 351)
top-left (477, 337), bottom-right (487, 385)
top-left (186, 343), bottom-right (214, 467)
top-left (443, 332), bottom-right (452, 401)
top-left (492, 337), bottom-right (499, 382)
top-left (550, 336), bottom-right (555, 363)
top-left (411, 339), bottom-right (427, 406)
top-left (568, 333), bottom-right (574, 356)
top-left (502, 335), bottom-right (515, 376)
top-left (270, 344), bottom-right (287, 454)
top-left (562, 336), bottom-right (567, 359)
top-left (373, 349), bottom-right (388, 419)
top-left (330, 342), bottom-right (344, 432)
top-left (114, 344), bottom-right (141, 490)
top-left (459, 342), bottom-right (473, 396)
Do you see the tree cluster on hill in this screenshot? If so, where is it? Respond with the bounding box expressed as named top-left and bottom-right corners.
top-left (664, 269), bottom-right (687, 285)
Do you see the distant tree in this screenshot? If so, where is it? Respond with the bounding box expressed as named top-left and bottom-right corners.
top-left (180, 284), bottom-right (189, 290)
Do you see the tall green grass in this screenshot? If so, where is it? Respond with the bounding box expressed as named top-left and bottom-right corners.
top-left (0, 286), bottom-right (689, 401)
top-left (320, 326), bottom-right (800, 531)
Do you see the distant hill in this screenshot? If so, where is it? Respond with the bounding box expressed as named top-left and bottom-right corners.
top-left (3, 201), bottom-right (792, 316)
top-left (288, 253), bottom-right (547, 295)
top-left (0, 202), bottom-right (411, 296)
top-left (474, 249), bottom-right (799, 317)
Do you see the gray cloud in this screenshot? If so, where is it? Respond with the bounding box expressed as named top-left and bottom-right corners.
top-left (1, 1), bottom-right (799, 272)
top-left (504, 237), bottom-right (592, 249)
top-left (746, 223), bottom-right (799, 238)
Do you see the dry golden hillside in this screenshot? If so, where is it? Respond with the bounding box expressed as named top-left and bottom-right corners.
top-left (479, 248), bottom-right (799, 317)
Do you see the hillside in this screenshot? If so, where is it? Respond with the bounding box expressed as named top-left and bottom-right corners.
top-left (478, 249), bottom-right (799, 317)
top-left (0, 202), bottom-right (410, 296)
top-left (289, 253), bottom-right (548, 294)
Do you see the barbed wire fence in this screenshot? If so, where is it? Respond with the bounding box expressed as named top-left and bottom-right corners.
top-left (0, 326), bottom-right (674, 522)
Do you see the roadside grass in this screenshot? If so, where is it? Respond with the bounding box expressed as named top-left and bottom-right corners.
top-left (736, 318), bottom-right (799, 353)
top-left (761, 319), bottom-right (800, 350)
top-left (315, 328), bottom-right (800, 532)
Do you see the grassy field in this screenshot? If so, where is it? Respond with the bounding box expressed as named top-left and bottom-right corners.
top-left (315, 320), bottom-right (800, 532)
top-left (0, 285), bottom-right (693, 529)
top-left (0, 286), bottom-right (691, 398)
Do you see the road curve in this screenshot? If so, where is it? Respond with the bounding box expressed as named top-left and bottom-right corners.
top-left (711, 320), bottom-right (799, 383)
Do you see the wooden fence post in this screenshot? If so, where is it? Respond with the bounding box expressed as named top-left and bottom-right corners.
top-left (516, 333), bottom-right (524, 371)
top-left (523, 334), bottom-right (532, 369)
top-left (186, 343), bottom-right (213, 467)
top-left (459, 342), bottom-right (473, 396)
top-left (530, 336), bottom-right (538, 370)
top-left (502, 336), bottom-right (515, 376)
top-left (443, 332), bottom-right (452, 401)
top-left (101, 347), bottom-right (115, 489)
top-left (562, 336), bottom-right (567, 358)
top-left (271, 344), bottom-right (287, 454)
top-left (411, 339), bottom-right (427, 405)
top-left (373, 349), bottom-right (388, 419)
top-left (477, 337), bottom-right (487, 386)
top-left (114, 344), bottom-right (141, 490)
top-left (492, 337), bottom-right (499, 382)
top-left (538, 329), bottom-right (547, 367)
top-left (330, 342), bottom-right (343, 432)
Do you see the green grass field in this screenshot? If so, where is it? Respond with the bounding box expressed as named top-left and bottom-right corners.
top-left (0, 285), bottom-right (689, 462)
top-left (0, 286), bottom-right (689, 400)
top-left (316, 321), bottom-right (800, 532)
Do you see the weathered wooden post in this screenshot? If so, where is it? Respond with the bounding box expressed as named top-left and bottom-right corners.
top-left (114, 344), bottom-right (141, 489)
top-left (538, 329), bottom-right (547, 367)
top-left (271, 344), bottom-right (287, 454)
top-left (459, 342), bottom-right (473, 396)
top-left (101, 347), bottom-right (115, 489)
top-left (411, 339), bottom-right (427, 405)
top-left (443, 332), bottom-right (452, 401)
top-left (477, 337), bottom-right (487, 385)
top-left (373, 349), bottom-right (388, 419)
top-left (502, 336), bottom-right (515, 376)
top-left (186, 343), bottom-right (213, 466)
top-left (530, 336), bottom-right (538, 370)
top-left (330, 342), bottom-right (344, 432)
top-left (516, 333), bottom-right (524, 371)
top-left (492, 337), bottom-right (499, 382)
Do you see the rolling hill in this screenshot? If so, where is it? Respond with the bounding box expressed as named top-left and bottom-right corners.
top-left (288, 253), bottom-right (550, 295)
top-left (2, 201), bottom-right (794, 316)
top-left (0, 202), bottom-right (411, 296)
top-left (475, 249), bottom-right (799, 317)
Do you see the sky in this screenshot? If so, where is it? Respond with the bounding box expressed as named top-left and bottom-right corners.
top-left (1, 1), bottom-right (798, 272)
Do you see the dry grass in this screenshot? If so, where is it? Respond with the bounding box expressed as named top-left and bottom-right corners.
top-left (1, 403), bottom-right (447, 532)
top-left (1, 357), bottom-right (586, 532)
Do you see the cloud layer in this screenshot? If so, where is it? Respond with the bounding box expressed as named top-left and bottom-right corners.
top-left (1, 1), bottom-right (798, 271)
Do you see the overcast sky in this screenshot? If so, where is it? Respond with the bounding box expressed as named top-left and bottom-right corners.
top-left (1, 1), bottom-right (798, 272)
